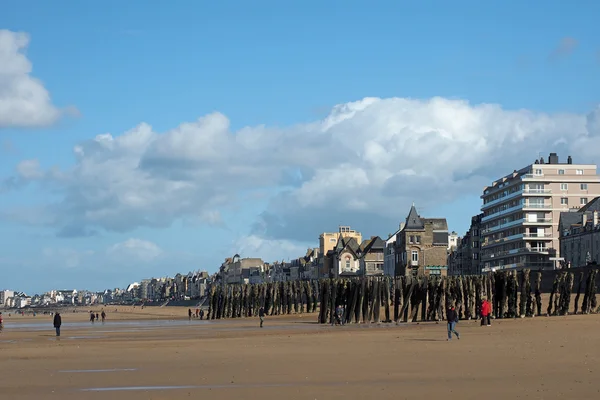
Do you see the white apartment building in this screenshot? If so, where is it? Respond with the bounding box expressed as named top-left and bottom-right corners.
top-left (480, 153), bottom-right (600, 272)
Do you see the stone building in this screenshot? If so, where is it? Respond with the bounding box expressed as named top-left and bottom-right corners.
top-left (394, 204), bottom-right (449, 277)
top-left (448, 214), bottom-right (483, 275)
top-left (559, 197), bottom-right (600, 268)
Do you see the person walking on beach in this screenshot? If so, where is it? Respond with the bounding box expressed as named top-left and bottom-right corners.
top-left (53, 312), bottom-right (62, 337)
top-left (101, 310), bottom-right (106, 324)
top-left (188, 309), bottom-right (192, 321)
top-left (258, 306), bottom-right (265, 328)
top-left (199, 309), bottom-right (204, 320)
top-left (446, 305), bottom-right (460, 341)
top-left (90, 312), bottom-right (95, 323)
top-left (0, 312), bottom-right (3, 333)
top-left (481, 298), bottom-right (491, 327)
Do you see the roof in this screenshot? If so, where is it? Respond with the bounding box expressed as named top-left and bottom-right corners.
top-left (405, 204), bottom-right (424, 230)
top-left (578, 196), bottom-right (600, 213)
top-left (559, 212), bottom-right (581, 233)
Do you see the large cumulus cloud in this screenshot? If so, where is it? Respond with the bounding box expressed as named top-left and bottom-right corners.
top-left (0, 30), bottom-right (70, 128)
top-left (5, 96), bottom-right (599, 250)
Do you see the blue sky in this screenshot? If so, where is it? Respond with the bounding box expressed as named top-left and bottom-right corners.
top-left (1, 1), bottom-right (599, 293)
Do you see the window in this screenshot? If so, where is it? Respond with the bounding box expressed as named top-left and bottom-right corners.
top-left (534, 169), bottom-right (543, 175)
top-left (560, 183), bottom-right (568, 190)
top-left (411, 250), bottom-right (418, 262)
top-left (473, 253), bottom-right (479, 260)
top-left (409, 236), bottom-right (414, 243)
top-left (576, 169), bottom-right (584, 175)
top-left (473, 241), bottom-right (479, 248)
top-left (558, 169), bottom-right (565, 175)
top-left (581, 198), bottom-right (588, 205)
top-left (561, 198), bottom-right (568, 205)
top-left (329, 238), bottom-right (336, 242)
top-left (345, 260), bottom-right (350, 270)
top-left (415, 236), bottom-right (421, 244)
top-left (581, 183), bottom-right (588, 190)
top-left (473, 229), bottom-right (479, 236)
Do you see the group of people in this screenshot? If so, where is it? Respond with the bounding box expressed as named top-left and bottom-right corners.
top-left (89, 310), bottom-right (106, 324)
top-left (446, 298), bottom-right (492, 341)
top-left (188, 308), bottom-right (206, 320)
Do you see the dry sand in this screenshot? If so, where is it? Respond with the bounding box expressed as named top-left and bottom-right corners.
top-left (1, 306), bottom-right (599, 400)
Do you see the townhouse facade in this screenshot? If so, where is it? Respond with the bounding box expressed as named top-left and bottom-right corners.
top-left (559, 197), bottom-right (600, 268)
top-left (394, 204), bottom-right (449, 277)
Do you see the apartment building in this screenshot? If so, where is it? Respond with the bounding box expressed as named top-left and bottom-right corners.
top-left (480, 153), bottom-right (600, 272)
top-left (559, 197), bottom-right (600, 268)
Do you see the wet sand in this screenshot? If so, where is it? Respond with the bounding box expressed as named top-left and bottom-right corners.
top-left (1, 310), bottom-right (599, 400)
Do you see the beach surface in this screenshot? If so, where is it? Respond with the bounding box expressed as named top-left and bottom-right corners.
top-left (1, 306), bottom-right (599, 400)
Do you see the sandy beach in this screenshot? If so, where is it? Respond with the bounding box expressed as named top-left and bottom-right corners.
top-left (1, 305), bottom-right (599, 400)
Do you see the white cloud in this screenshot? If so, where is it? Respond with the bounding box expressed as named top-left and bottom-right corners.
top-left (4, 96), bottom-right (600, 246)
top-left (0, 30), bottom-right (68, 128)
top-left (16, 159), bottom-right (43, 179)
top-left (107, 238), bottom-right (163, 262)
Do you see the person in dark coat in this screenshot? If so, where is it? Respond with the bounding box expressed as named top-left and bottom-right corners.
top-left (446, 305), bottom-right (460, 341)
top-left (53, 313), bottom-right (62, 337)
top-left (258, 307), bottom-right (265, 328)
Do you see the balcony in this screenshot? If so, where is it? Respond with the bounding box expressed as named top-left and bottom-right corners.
top-left (481, 246), bottom-right (551, 261)
top-left (481, 190), bottom-right (523, 210)
top-left (523, 218), bottom-right (553, 224)
top-left (523, 189), bottom-right (552, 195)
top-left (523, 203), bottom-right (551, 210)
top-left (522, 174), bottom-right (544, 179)
top-left (482, 233), bottom-right (524, 248)
top-left (523, 233), bottom-right (553, 239)
top-left (482, 218), bottom-right (524, 235)
top-left (481, 204), bottom-right (524, 223)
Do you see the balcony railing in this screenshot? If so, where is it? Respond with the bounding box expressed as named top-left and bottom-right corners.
top-left (482, 204), bottom-right (524, 223)
top-left (482, 190), bottom-right (523, 210)
top-left (523, 218), bottom-right (553, 224)
top-left (482, 233), bottom-right (524, 247)
top-left (523, 233), bottom-right (553, 238)
top-left (523, 203), bottom-right (550, 209)
top-left (482, 218), bottom-right (524, 234)
top-left (523, 189), bottom-right (552, 194)
top-left (481, 246), bottom-right (550, 260)
top-left (522, 174), bottom-right (544, 179)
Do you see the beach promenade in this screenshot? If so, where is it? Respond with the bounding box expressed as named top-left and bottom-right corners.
top-left (0, 306), bottom-right (599, 399)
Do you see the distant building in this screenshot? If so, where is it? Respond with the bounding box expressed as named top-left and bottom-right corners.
top-left (319, 226), bottom-right (362, 278)
top-left (559, 197), bottom-right (600, 268)
top-left (448, 214), bottom-right (483, 275)
top-left (383, 223), bottom-right (404, 276)
top-left (448, 231), bottom-right (459, 250)
top-left (481, 153), bottom-right (600, 272)
top-left (394, 204), bottom-right (449, 277)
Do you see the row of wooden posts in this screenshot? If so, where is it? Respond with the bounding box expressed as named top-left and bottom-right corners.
top-left (206, 269), bottom-right (599, 323)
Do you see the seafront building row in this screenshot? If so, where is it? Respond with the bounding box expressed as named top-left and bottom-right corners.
top-left (3, 152), bottom-right (600, 309)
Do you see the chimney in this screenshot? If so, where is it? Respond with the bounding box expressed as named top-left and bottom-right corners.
top-left (540, 157), bottom-right (544, 164)
top-left (548, 152), bottom-right (559, 164)
top-left (567, 155), bottom-right (572, 164)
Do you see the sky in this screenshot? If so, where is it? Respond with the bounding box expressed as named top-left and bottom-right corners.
top-left (1, 0), bottom-right (600, 294)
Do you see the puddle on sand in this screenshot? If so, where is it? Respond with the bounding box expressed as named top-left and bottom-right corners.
top-left (67, 336), bottom-right (104, 340)
top-left (80, 383), bottom-right (297, 392)
top-left (60, 368), bottom-right (137, 373)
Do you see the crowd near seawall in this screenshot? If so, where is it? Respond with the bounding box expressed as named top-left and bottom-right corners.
top-left (206, 269), bottom-right (599, 324)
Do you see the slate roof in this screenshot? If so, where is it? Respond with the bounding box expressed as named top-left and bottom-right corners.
top-left (404, 204), bottom-right (424, 230)
top-left (578, 196), bottom-right (600, 213)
